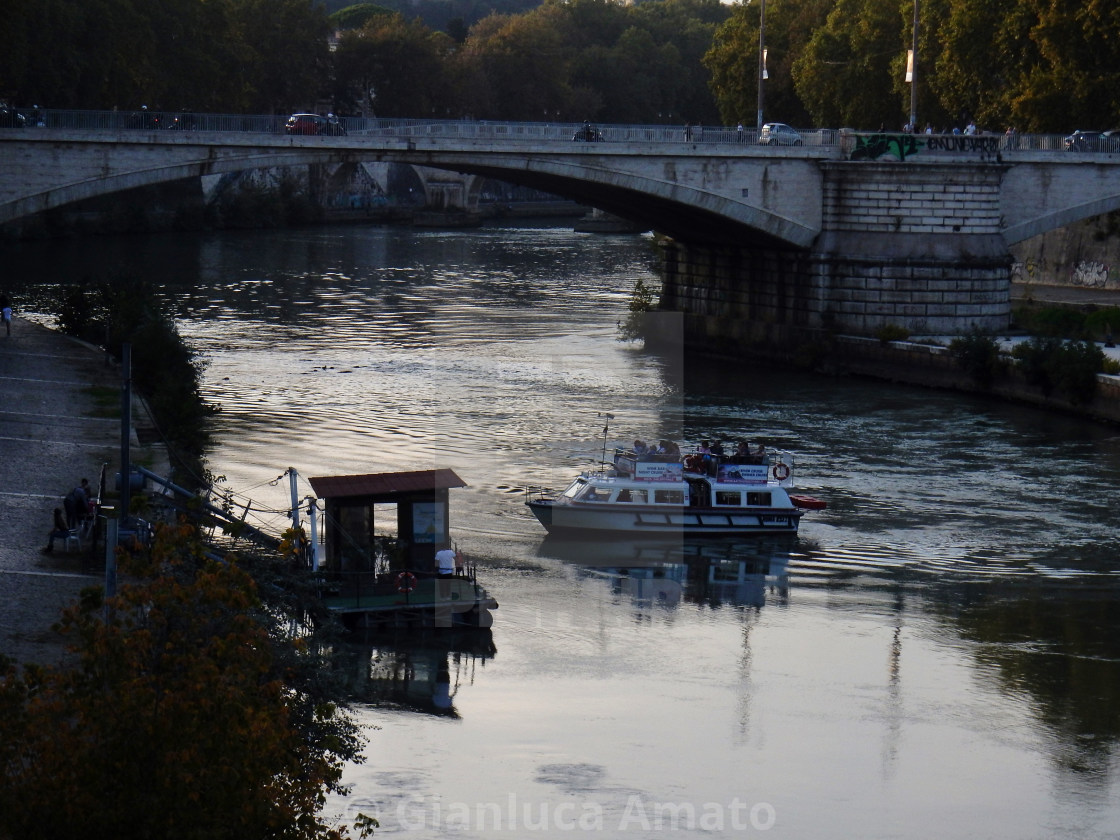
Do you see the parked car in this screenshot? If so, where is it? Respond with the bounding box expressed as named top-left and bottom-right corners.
top-left (1061, 131), bottom-right (1106, 152)
top-left (0, 105), bottom-right (27, 128)
top-left (285, 113), bottom-right (347, 136)
top-left (573, 123), bottom-right (603, 142)
top-left (759, 122), bottom-right (802, 146)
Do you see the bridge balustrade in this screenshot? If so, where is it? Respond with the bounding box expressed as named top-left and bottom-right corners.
top-left (0, 109), bottom-right (1089, 154)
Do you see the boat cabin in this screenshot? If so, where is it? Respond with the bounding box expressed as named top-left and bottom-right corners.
top-left (308, 468), bottom-right (467, 573)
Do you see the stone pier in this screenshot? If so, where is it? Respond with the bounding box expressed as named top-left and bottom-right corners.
top-left (660, 159), bottom-right (1014, 344)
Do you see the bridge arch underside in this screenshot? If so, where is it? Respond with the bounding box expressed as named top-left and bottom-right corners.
top-left (1001, 162), bottom-right (1120, 245)
top-left (410, 160), bottom-right (802, 249)
top-left (0, 148), bottom-right (364, 227)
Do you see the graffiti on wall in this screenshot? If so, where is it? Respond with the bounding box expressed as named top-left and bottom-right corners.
top-left (848, 132), bottom-right (1004, 161)
top-left (849, 134), bottom-right (923, 161)
top-left (1071, 261), bottom-right (1111, 288)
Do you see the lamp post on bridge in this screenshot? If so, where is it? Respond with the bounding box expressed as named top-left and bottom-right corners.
top-left (756, 0), bottom-right (767, 130)
top-left (907, 0), bottom-right (918, 131)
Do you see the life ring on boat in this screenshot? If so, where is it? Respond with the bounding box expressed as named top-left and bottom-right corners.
top-left (395, 571), bottom-right (418, 593)
top-left (772, 463), bottom-right (791, 481)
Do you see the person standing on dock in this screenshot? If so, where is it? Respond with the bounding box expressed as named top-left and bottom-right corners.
top-left (436, 545), bottom-right (457, 576)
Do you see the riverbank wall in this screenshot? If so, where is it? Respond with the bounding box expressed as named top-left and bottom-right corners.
top-left (651, 308), bottom-right (1120, 427)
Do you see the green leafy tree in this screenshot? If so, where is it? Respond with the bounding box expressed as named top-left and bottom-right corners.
top-left (704, 0), bottom-right (826, 127)
top-left (331, 2), bottom-right (396, 30)
top-left (456, 11), bottom-right (573, 120)
top-left (334, 13), bottom-right (456, 116)
top-left (232, 0), bottom-right (333, 113)
top-left (633, 0), bottom-right (726, 125)
top-left (0, 522), bottom-right (366, 840)
top-left (792, 0), bottom-right (904, 129)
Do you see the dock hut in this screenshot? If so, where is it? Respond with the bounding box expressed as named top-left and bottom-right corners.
top-left (308, 468), bottom-right (468, 573)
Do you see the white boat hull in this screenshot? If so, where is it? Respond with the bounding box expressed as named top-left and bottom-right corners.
top-left (527, 499), bottom-right (803, 536)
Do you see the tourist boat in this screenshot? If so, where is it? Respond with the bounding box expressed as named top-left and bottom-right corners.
top-left (525, 447), bottom-right (826, 537)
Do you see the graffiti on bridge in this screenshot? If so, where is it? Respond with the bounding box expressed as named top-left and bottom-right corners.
top-left (924, 135), bottom-right (1003, 154)
top-left (849, 132), bottom-right (1004, 161)
top-left (849, 133), bottom-right (923, 161)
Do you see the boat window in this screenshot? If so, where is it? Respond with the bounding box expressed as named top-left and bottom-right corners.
top-left (562, 480), bottom-right (587, 500)
top-left (654, 489), bottom-right (684, 504)
top-left (581, 487), bottom-right (609, 502)
top-left (715, 491), bottom-right (742, 506)
top-left (616, 488), bottom-right (647, 503)
top-left (746, 492), bottom-right (772, 506)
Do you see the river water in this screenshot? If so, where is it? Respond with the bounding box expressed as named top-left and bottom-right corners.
top-left (11, 222), bottom-right (1120, 838)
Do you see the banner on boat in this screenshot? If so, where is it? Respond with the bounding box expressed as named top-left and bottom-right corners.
top-left (633, 460), bottom-right (683, 482)
top-left (717, 464), bottom-right (768, 484)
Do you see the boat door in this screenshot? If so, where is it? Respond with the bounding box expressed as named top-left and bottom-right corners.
top-left (686, 477), bottom-right (711, 508)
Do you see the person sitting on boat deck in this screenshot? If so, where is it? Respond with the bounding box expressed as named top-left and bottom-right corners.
top-left (633, 439), bottom-right (649, 455)
top-left (42, 508), bottom-right (70, 554)
top-left (656, 439), bottom-right (680, 458)
top-left (436, 545), bottom-right (457, 576)
top-left (730, 441), bottom-right (751, 463)
top-left (710, 440), bottom-right (725, 457)
top-left (753, 444), bottom-right (769, 465)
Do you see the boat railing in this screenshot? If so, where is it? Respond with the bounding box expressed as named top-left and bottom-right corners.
top-left (524, 485), bottom-right (555, 503)
top-left (614, 446), bottom-right (797, 485)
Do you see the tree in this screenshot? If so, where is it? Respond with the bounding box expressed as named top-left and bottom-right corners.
top-left (456, 10), bottom-right (573, 120)
top-left (705, 0), bottom-right (826, 127)
top-left (232, 0), bottom-right (334, 114)
top-left (0, 522), bottom-right (366, 840)
top-left (334, 13), bottom-right (456, 117)
top-left (792, 0), bottom-right (903, 129)
top-left (330, 2), bottom-right (396, 31)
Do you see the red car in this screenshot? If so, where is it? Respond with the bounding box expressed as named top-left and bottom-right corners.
top-left (285, 113), bottom-right (347, 136)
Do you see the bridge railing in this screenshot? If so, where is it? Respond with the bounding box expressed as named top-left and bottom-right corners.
top-left (8, 109), bottom-right (844, 146)
top-left (0, 109), bottom-right (1083, 154)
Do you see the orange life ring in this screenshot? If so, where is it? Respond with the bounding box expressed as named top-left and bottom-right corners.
top-left (773, 463), bottom-right (791, 481)
top-left (395, 571), bottom-right (418, 593)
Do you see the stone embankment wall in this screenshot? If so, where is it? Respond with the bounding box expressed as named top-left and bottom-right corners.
top-left (661, 311), bottom-right (1120, 426)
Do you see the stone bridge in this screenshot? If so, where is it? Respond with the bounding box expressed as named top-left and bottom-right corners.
top-left (3, 112), bottom-right (1119, 338)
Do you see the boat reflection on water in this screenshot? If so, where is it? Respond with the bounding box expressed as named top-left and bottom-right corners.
top-left (330, 628), bottom-right (497, 718)
top-left (536, 535), bottom-right (797, 610)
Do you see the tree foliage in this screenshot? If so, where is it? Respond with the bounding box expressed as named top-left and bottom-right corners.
top-left (0, 0), bottom-right (331, 113)
top-left (2, 0), bottom-right (1118, 131)
top-left (706, 0), bottom-right (1120, 132)
top-left (0, 523), bottom-right (365, 840)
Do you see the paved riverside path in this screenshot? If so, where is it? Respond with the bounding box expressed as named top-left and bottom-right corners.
top-left (0, 315), bottom-right (132, 665)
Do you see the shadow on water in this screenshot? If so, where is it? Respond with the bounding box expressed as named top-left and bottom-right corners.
top-left (329, 628), bottom-right (497, 719)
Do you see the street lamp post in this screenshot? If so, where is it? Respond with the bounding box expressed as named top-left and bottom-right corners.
top-left (756, 0), bottom-right (767, 130)
top-left (908, 0), bottom-right (918, 131)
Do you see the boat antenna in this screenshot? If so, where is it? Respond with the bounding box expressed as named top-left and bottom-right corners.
top-left (598, 412), bottom-right (614, 469)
